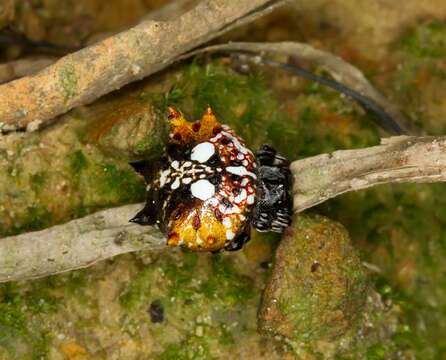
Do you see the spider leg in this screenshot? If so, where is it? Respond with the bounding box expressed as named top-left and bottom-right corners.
top-left (129, 160), bottom-right (147, 177)
top-left (256, 144), bottom-right (277, 166)
top-left (129, 188), bottom-right (159, 226)
top-left (224, 226), bottom-right (251, 252)
top-left (252, 145), bottom-right (293, 233)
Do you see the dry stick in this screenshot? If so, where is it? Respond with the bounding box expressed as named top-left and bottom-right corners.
top-left (1, 135), bottom-right (446, 283)
top-left (85, 0), bottom-right (204, 47)
top-left (0, 0), bottom-right (286, 132)
top-left (0, 0), bottom-right (202, 84)
top-left (291, 136), bottom-right (446, 211)
top-left (182, 42), bottom-right (421, 135)
top-left (0, 58), bottom-right (56, 84)
top-left (0, 204), bottom-right (165, 282)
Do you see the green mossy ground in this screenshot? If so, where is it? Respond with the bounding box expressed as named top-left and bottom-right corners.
top-left (1, 16), bottom-right (446, 359)
top-left (0, 248), bottom-right (272, 359)
top-left (0, 115), bottom-right (149, 237)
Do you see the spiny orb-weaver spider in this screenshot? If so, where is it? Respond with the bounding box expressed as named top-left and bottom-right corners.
top-left (130, 106), bottom-right (293, 252)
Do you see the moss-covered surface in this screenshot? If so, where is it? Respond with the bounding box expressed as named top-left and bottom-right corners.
top-left (0, 246), bottom-right (290, 359)
top-left (320, 183), bottom-right (446, 359)
top-left (313, 19), bottom-right (446, 359)
top-left (258, 215), bottom-right (403, 359)
top-left (0, 54), bottom-right (380, 238)
top-left (1, 3), bottom-right (446, 358)
top-left (259, 215), bottom-right (368, 343)
top-left (59, 63), bottom-right (78, 101)
top-left (0, 125), bottom-right (146, 236)
top-left (389, 21), bottom-right (446, 134)
top-left (0, 93), bottom-right (167, 236)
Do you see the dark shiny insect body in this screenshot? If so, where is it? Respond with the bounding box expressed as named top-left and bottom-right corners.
top-left (131, 107), bottom-right (293, 252)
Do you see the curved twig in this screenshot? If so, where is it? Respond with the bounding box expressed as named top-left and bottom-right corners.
top-left (182, 42), bottom-right (421, 135)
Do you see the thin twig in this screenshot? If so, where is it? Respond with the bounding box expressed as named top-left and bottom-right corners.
top-left (182, 42), bottom-right (421, 135)
top-left (1, 135), bottom-right (445, 282)
top-left (0, 0), bottom-right (286, 133)
top-left (0, 57), bottom-right (55, 84)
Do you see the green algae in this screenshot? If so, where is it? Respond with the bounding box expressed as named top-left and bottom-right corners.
top-left (0, 283), bottom-right (57, 359)
top-left (30, 172), bottom-right (46, 194)
top-left (399, 21), bottom-right (446, 59)
top-left (59, 63), bottom-right (78, 101)
top-left (114, 250), bottom-right (267, 358)
top-left (0, 118), bottom-right (147, 237)
top-left (200, 254), bottom-right (255, 305)
top-left (133, 131), bottom-right (165, 159)
top-left (0, 60), bottom-right (382, 238)
top-left (119, 267), bottom-right (154, 311)
top-left (138, 30), bottom-right (446, 358)
top-left (95, 162), bottom-right (145, 203)
top-left (69, 149), bottom-right (88, 175)
top-left (120, 251), bottom-right (254, 314)
top-left (156, 335), bottom-right (214, 360)
top-left (391, 21), bottom-right (446, 134)
top-left (17, 205), bottom-right (53, 234)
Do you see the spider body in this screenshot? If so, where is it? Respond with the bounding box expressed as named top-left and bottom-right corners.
top-left (131, 107), bottom-right (292, 252)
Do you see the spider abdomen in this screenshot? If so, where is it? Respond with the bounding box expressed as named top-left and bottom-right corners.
top-left (131, 107), bottom-right (257, 251)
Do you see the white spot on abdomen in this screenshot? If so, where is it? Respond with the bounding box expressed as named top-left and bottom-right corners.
top-left (171, 177), bottom-right (180, 190)
top-left (234, 189), bottom-right (247, 204)
top-left (191, 142), bottom-right (215, 163)
top-left (191, 179), bottom-right (215, 200)
top-left (159, 169), bottom-right (171, 187)
top-left (222, 218), bottom-right (232, 228)
top-left (182, 177), bottom-right (192, 184)
top-left (226, 166), bottom-right (256, 179)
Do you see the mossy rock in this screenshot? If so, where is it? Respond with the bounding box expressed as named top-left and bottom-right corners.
top-left (259, 214), bottom-right (368, 343)
top-left (84, 95), bottom-right (167, 162)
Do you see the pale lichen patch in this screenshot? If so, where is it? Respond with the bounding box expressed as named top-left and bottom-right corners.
top-left (59, 63), bottom-right (78, 101)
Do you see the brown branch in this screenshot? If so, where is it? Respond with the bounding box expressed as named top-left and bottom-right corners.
top-left (0, 0), bottom-right (203, 83)
top-left (1, 135), bottom-right (445, 282)
top-left (0, 0), bottom-right (286, 132)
